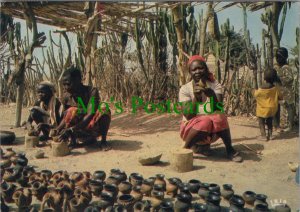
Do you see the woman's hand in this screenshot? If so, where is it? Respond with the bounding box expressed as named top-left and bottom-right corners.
top-left (58, 128), bottom-right (73, 142)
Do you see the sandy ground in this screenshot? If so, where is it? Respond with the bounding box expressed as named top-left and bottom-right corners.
top-left (0, 104), bottom-right (299, 210)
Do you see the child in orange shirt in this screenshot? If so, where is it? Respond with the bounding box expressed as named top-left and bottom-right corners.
top-left (254, 70), bottom-right (282, 141)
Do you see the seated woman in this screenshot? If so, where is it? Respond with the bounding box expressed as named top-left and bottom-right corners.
top-left (25, 81), bottom-right (63, 141)
top-left (179, 55), bottom-right (243, 162)
top-left (54, 66), bottom-right (111, 150)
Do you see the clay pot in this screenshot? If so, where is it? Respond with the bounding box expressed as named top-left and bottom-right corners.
top-left (74, 187), bottom-right (92, 205)
top-left (192, 203), bottom-right (208, 212)
top-left (111, 169), bottom-right (127, 182)
top-left (93, 170), bottom-right (106, 181)
top-left (1, 196), bottom-right (9, 212)
top-left (198, 183), bottom-right (210, 199)
top-left (84, 205), bottom-right (101, 212)
top-left (154, 174), bottom-right (166, 191)
top-left (41, 170), bottom-right (53, 181)
top-left (117, 194), bottom-right (135, 211)
top-left (188, 179), bottom-right (201, 194)
top-left (96, 192), bottom-right (114, 210)
top-left (104, 183), bottom-right (119, 200)
top-left (42, 189), bottom-right (64, 211)
top-left (131, 185), bottom-right (143, 202)
top-left (119, 181), bottom-right (133, 195)
top-left (23, 165), bottom-right (35, 175)
top-left (129, 173), bottom-right (144, 187)
top-left (1, 181), bottom-right (17, 203)
top-left (208, 183), bottom-right (220, 195)
top-left (242, 191), bottom-right (256, 205)
top-left (205, 193), bottom-right (221, 212)
top-left (4, 148), bottom-right (16, 158)
top-left (0, 156), bottom-right (11, 169)
top-left (159, 200), bottom-right (174, 212)
top-left (16, 169), bottom-right (30, 187)
top-left (151, 191), bottom-right (164, 211)
top-left (89, 179), bottom-right (103, 197)
top-left (133, 200), bottom-right (151, 212)
top-left (3, 167), bottom-right (20, 182)
top-left (166, 178), bottom-right (178, 197)
top-left (12, 188), bottom-right (32, 210)
top-left (152, 184), bottom-right (165, 196)
top-left (141, 179), bottom-right (154, 196)
top-left (70, 197), bottom-right (86, 212)
top-left (31, 180), bottom-right (48, 201)
top-left (221, 184), bottom-right (234, 200)
top-left (57, 180), bottom-right (75, 197)
top-left (254, 194), bottom-right (268, 206)
top-left (14, 153), bottom-right (28, 167)
top-left (50, 171), bottom-right (64, 186)
top-left (274, 204), bottom-right (291, 212)
top-left (106, 176), bottom-right (121, 185)
top-left (229, 195), bottom-right (245, 212)
top-left (174, 192), bottom-right (192, 212)
top-left (253, 203), bottom-right (270, 212)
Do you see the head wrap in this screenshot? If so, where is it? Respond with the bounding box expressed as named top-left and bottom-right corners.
top-left (276, 47), bottom-right (288, 59)
top-left (39, 81), bottom-right (56, 94)
top-left (188, 55), bottom-right (215, 82)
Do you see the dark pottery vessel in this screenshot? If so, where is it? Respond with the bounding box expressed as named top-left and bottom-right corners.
top-left (159, 200), bottom-right (174, 212)
top-left (89, 179), bottom-right (103, 197)
top-left (129, 173), bottom-right (144, 187)
top-left (106, 175), bottom-right (121, 185)
top-left (141, 179), bottom-right (154, 196)
top-left (41, 170), bottom-right (53, 181)
top-left (117, 194), bottom-right (135, 211)
top-left (192, 203), bottom-right (208, 212)
top-left (198, 183), bottom-right (210, 199)
top-left (131, 185), bottom-right (143, 202)
top-left (133, 200), bottom-right (151, 212)
top-left (274, 204), bottom-right (291, 212)
top-left (242, 191), bottom-right (256, 205)
top-left (70, 197), bottom-right (86, 212)
top-left (205, 193), bottom-right (221, 212)
top-left (253, 203), bottom-right (270, 212)
top-left (208, 183), bottom-right (220, 194)
top-left (93, 170), bottom-right (106, 181)
top-left (4, 148), bottom-right (16, 158)
top-left (15, 153), bottom-right (28, 167)
top-left (119, 181), bottom-right (133, 195)
top-left (84, 205), bottom-right (101, 212)
top-left (174, 192), bottom-right (192, 212)
top-left (111, 169), bottom-right (127, 182)
top-left (1, 181), bottom-right (17, 203)
top-left (12, 188), bottom-right (32, 210)
top-left (31, 180), bottom-right (48, 201)
top-left (166, 178), bottom-right (178, 197)
top-left (104, 183), bottom-right (119, 200)
top-left (254, 194), bottom-right (268, 206)
top-left (16, 169), bottom-right (30, 187)
top-left (96, 192), bottom-right (114, 210)
top-left (151, 191), bottom-right (164, 211)
top-left (188, 179), bottom-right (201, 194)
top-left (154, 174), bottom-right (166, 191)
top-left (152, 184), bottom-right (165, 193)
top-left (229, 195), bottom-right (245, 212)
top-left (0, 156), bottom-right (11, 169)
top-left (221, 184), bottom-right (234, 200)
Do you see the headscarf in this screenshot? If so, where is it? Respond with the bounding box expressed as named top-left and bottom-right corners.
top-left (39, 81), bottom-right (56, 94)
top-left (276, 47), bottom-right (288, 59)
top-left (188, 55), bottom-right (215, 82)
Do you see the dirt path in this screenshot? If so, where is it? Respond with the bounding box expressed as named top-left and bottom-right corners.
top-left (1, 104), bottom-right (299, 210)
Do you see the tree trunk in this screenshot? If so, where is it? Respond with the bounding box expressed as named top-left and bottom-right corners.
top-left (15, 71), bottom-right (25, 127)
top-left (257, 44), bottom-right (262, 88)
top-left (199, 2), bottom-right (213, 56)
top-left (270, 2), bottom-right (284, 50)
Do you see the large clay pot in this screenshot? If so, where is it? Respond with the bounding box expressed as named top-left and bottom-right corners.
top-left (1, 181), bottom-right (17, 203)
top-left (254, 194), bottom-right (268, 206)
top-left (129, 173), bottom-right (143, 187)
top-left (242, 191), bottom-right (256, 205)
top-left (198, 183), bottom-right (210, 199)
top-left (106, 176), bottom-right (120, 185)
top-left (229, 195), bottom-right (245, 212)
top-left (50, 170), bottom-right (64, 186)
top-left (131, 185), bottom-right (143, 202)
top-left (41, 170), bottom-right (53, 181)
top-left (70, 197), bottom-right (86, 212)
top-left (221, 184), bottom-right (234, 201)
top-left (29, 172), bottom-right (42, 185)
top-left (174, 192), bottom-right (192, 212)
top-left (16, 169), bottom-right (30, 187)
top-left (159, 200), bottom-right (174, 212)
top-left (89, 179), bottom-right (103, 197)
top-left (166, 178), bottom-right (178, 197)
top-left (31, 180), bottom-right (48, 201)
top-left (117, 194), bottom-right (135, 211)
top-left (141, 179), bottom-right (154, 196)
top-left (119, 181), bottom-right (133, 195)
top-left (74, 187), bottom-right (92, 205)
top-left (93, 170), bottom-right (106, 181)
top-left (12, 188), bottom-right (32, 210)
top-left (57, 180), bottom-right (75, 198)
top-left (154, 174), bottom-right (166, 191)
top-left (42, 189), bottom-right (64, 211)
top-left (188, 179), bottom-right (201, 194)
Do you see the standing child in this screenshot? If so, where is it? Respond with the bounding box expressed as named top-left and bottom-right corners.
top-left (254, 70), bottom-right (282, 141)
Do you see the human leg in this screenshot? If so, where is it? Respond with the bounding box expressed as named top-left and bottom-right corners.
top-left (30, 108), bottom-right (50, 141)
top-left (284, 103), bottom-right (295, 132)
top-left (266, 117), bottom-right (273, 140)
top-left (258, 117), bottom-right (268, 141)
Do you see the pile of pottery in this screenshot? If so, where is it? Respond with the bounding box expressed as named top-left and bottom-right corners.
top-left (0, 148), bottom-right (292, 212)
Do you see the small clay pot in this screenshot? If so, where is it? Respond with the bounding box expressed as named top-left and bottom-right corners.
top-left (254, 194), bottom-right (268, 206)
top-left (274, 204), bottom-right (291, 212)
top-left (14, 153), bottom-right (28, 167)
top-left (12, 188), bottom-right (32, 210)
top-left (253, 203), bottom-right (270, 212)
top-left (198, 183), bottom-right (210, 199)
top-left (29, 172), bottom-right (42, 185)
top-left (188, 179), bottom-right (201, 194)
top-left (104, 183), bottom-right (119, 200)
top-left (23, 165), bottom-right (35, 175)
top-left (242, 191), bottom-right (256, 205)
top-left (117, 194), bottom-right (135, 211)
top-left (4, 148), bottom-right (16, 158)
top-left (229, 195), bottom-right (245, 212)
top-left (57, 180), bottom-right (75, 197)
top-left (174, 192), bottom-right (192, 212)
top-left (70, 197), bottom-right (85, 212)
top-left (151, 191), bottom-right (164, 211)
top-left (159, 200), bottom-right (174, 212)
top-left (152, 184), bottom-right (165, 193)
top-left (96, 192), bottom-right (114, 210)
top-left (3, 167), bottom-right (20, 182)
top-left (31, 180), bottom-right (48, 201)
top-left (1, 181), bottom-right (17, 203)
top-left (0, 156), bottom-right (11, 169)
top-left (208, 183), bottom-right (220, 195)
top-left (178, 183), bottom-right (192, 200)
top-left (154, 174), bottom-right (166, 191)
top-left (133, 200), bottom-right (151, 212)
top-left (221, 184), bottom-right (234, 200)
top-left (110, 168), bottom-right (127, 182)
top-left (106, 176), bottom-right (121, 185)
top-left (205, 192), bottom-right (221, 211)
top-left (93, 170), bottom-right (106, 181)
top-left (41, 170), bottom-right (53, 181)
top-left (141, 179), bottom-right (154, 196)
top-left (89, 179), bottom-right (103, 197)
top-left (166, 178), bottom-right (178, 197)
top-left (131, 185), bottom-right (143, 202)
top-left (16, 170), bottom-right (30, 187)
top-left (119, 181), bottom-right (132, 194)
top-left (129, 173), bottom-right (143, 187)
top-left (192, 203), bottom-right (208, 212)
